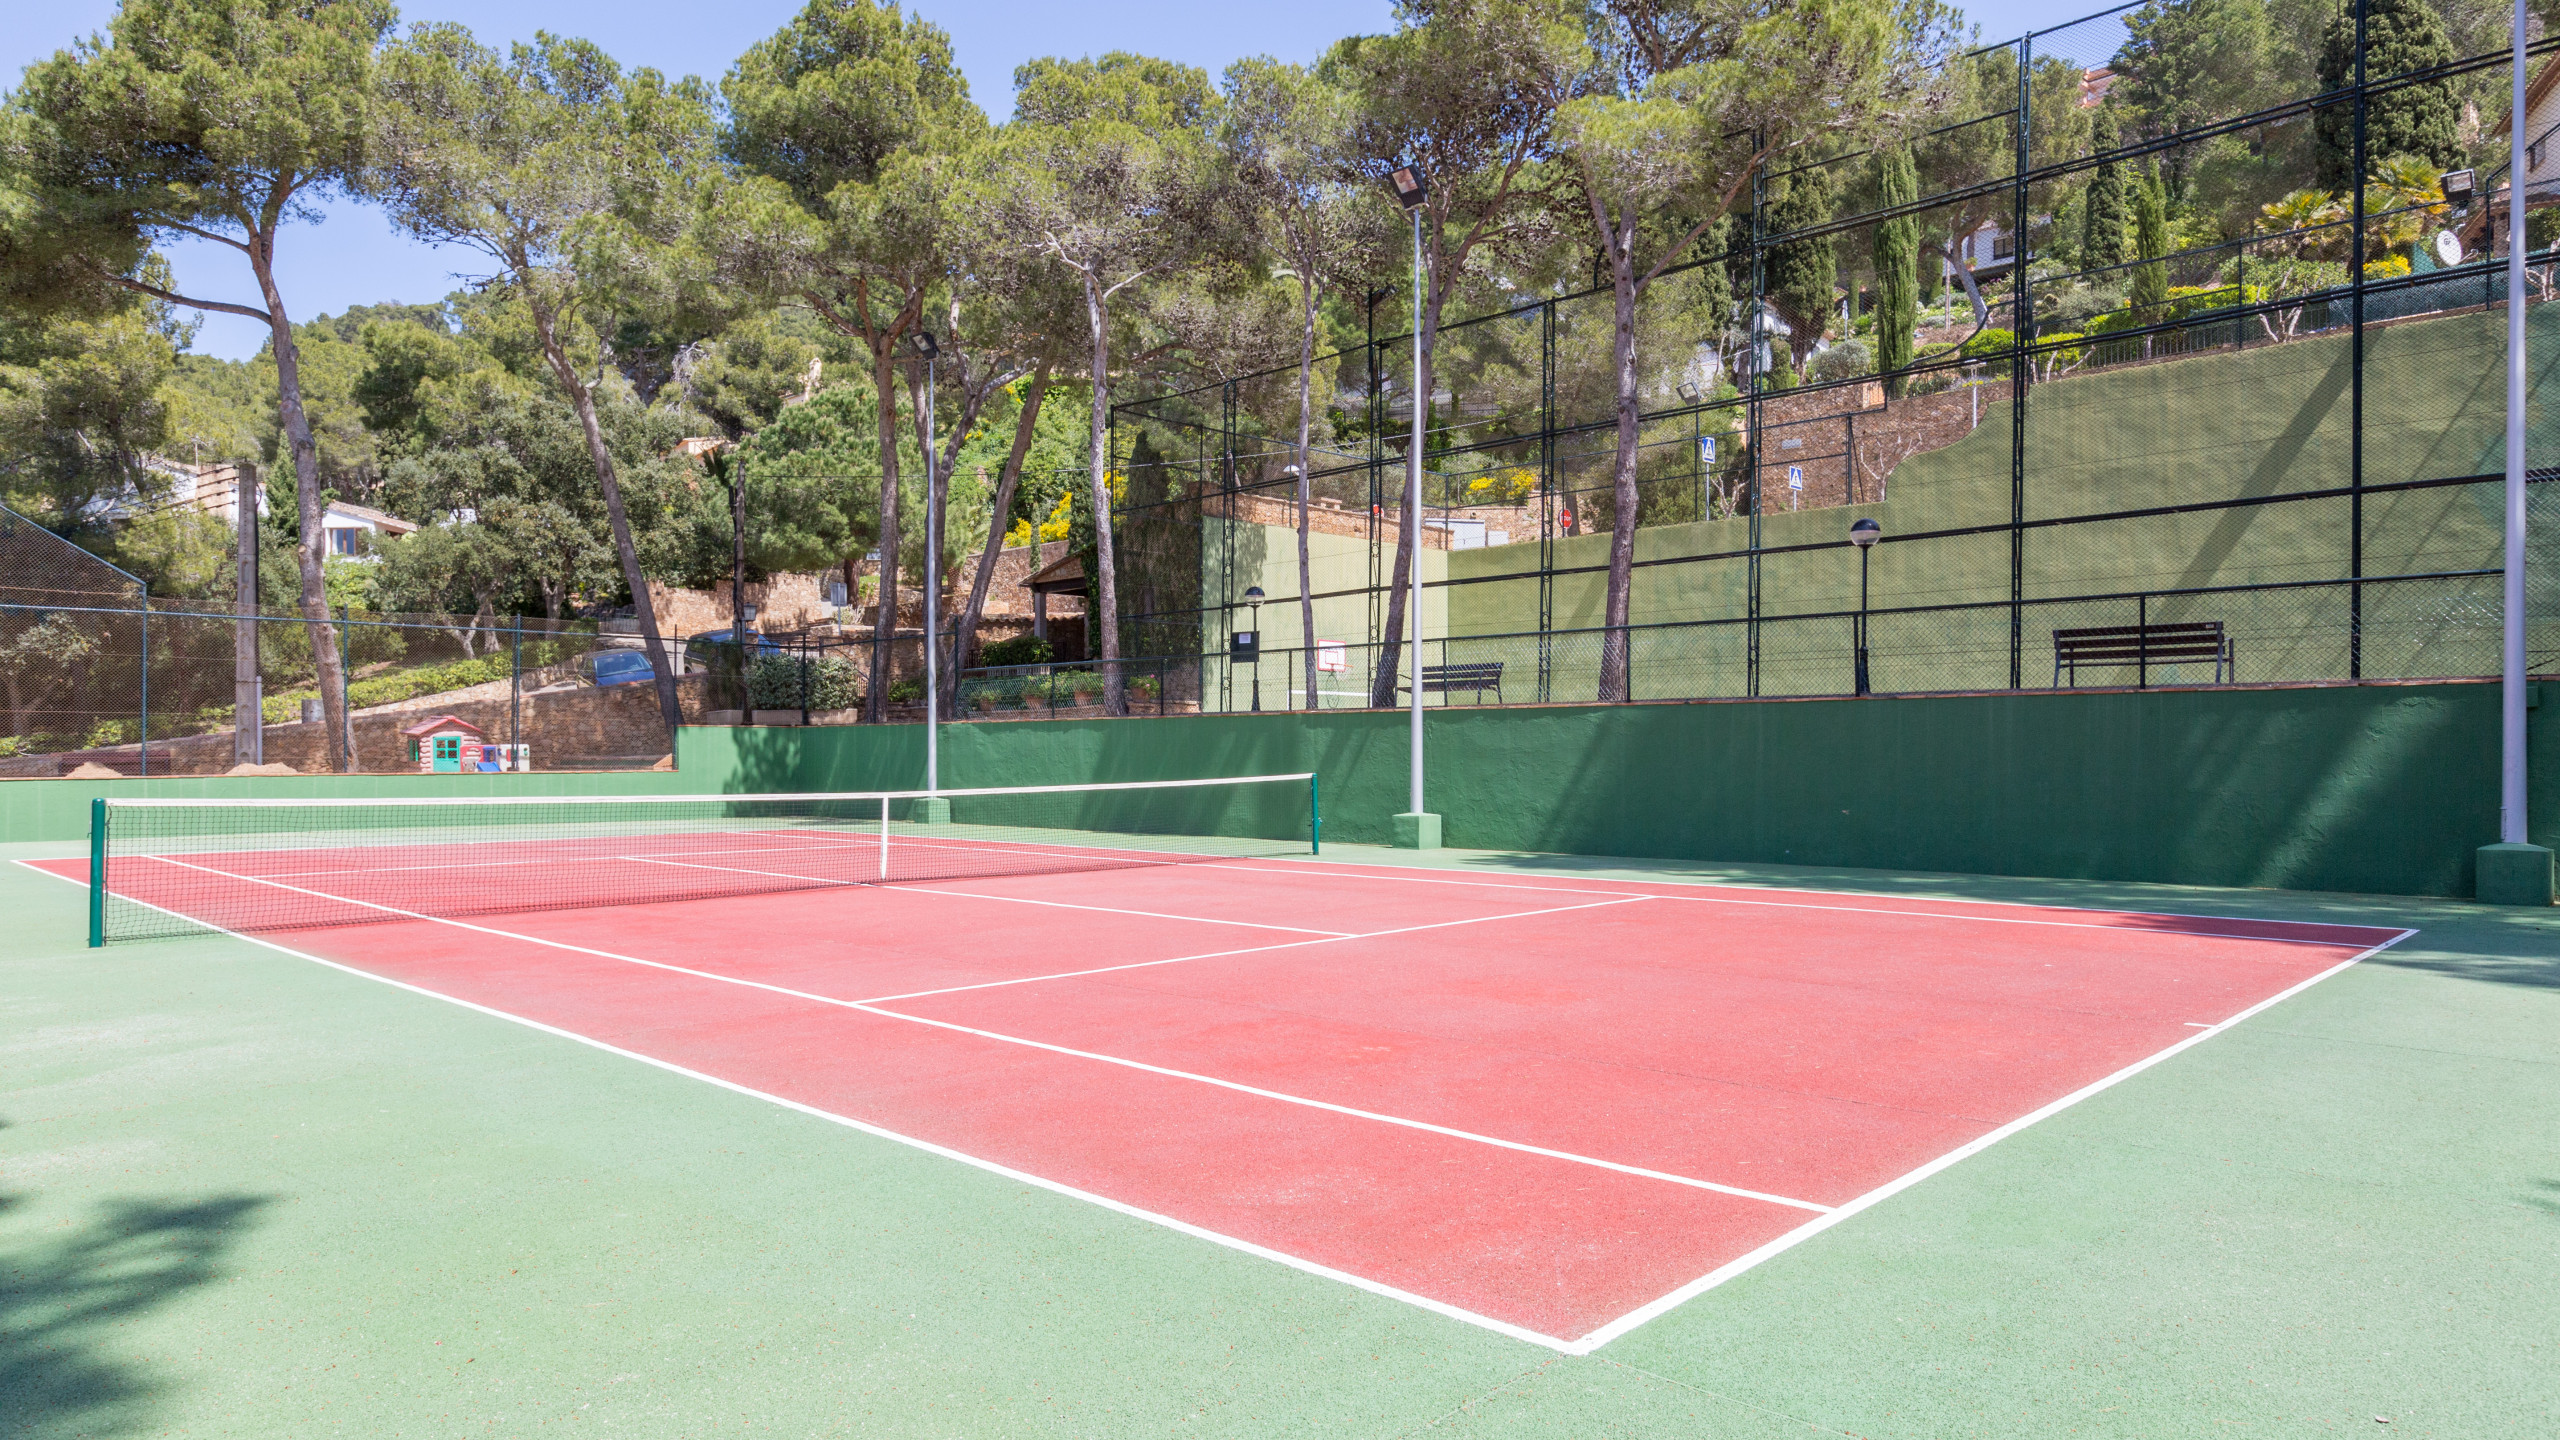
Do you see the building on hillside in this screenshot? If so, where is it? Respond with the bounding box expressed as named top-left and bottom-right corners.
top-left (2462, 52), bottom-right (2560, 254)
top-left (1943, 221), bottom-right (2025, 285)
top-left (135, 459), bottom-right (265, 521)
top-left (103, 459), bottom-right (415, 557)
top-left (318, 500), bottom-right (417, 558)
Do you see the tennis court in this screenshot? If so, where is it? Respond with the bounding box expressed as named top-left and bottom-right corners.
top-left (26, 779), bottom-right (2413, 1352)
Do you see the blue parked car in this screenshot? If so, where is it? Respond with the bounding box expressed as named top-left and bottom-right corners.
top-left (690, 628), bottom-right (787, 658)
top-left (584, 650), bottom-right (660, 687)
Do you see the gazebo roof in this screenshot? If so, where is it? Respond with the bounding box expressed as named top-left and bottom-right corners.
top-left (1026, 552), bottom-right (1087, 597)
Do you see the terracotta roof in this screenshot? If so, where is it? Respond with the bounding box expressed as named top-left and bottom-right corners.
top-left (327, 501), bottom-right (418, 535)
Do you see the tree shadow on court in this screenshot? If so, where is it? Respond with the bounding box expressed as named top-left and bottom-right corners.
top-left (0, 1183), bottom-right (270, 1438)
top-left (2357, 917), bottom-right (2560, 992)
top-left (1438, 850), bottom-right (2560, 991)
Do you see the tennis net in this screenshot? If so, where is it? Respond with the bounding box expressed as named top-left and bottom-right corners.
top-left (86, 774), bottom-right (1320, 944)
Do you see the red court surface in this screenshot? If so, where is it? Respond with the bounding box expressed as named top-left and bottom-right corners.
top-left (30, 849), bottom-right (2414, 1350)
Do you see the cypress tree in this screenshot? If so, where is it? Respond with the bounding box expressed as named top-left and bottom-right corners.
top-left (1870, 146), bottom-right (1920, 397)
top-left (2082, 108), bottom-right (2132, 272)
top-left (1764, 167), bottom-right (1838, 371)
top-left (2314, 0), bottom-right (2461, 188)
top-left (2131, 161), bottom-right (2171, 314)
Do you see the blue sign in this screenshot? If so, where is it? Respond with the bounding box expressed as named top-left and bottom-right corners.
top-left (1699, 435), bottom-right (1717, 467)
top-left (1786, 465), bottom-right (1804, 490)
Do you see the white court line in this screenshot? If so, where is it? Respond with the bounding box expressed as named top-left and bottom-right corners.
top-left (1203, 863), bottom-right (2399, 948)
top-left (36, 855), bottom-right (2416, 1353)
top-left (12, 860), bottom-right (1576, 1353)
top-left (848, 896), bottom-right (1650, 1004)
top-left (102, 859), bottom-right (1799, 1209)
top-left (621, 855), bottom-right (1352, 937)
top-left (1563, 924), bottom-right (2418, 1353)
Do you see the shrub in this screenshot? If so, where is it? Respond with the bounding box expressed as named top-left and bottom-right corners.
top-left (977, 633), bottom-right (1053, 668)
top-left (886, 676), bottom-right (924, 703)
top-left (1807, 339), bottom-right (1872, 384)
top-left (344, 653), bottom-right (513, 709)
top-left (748, 654), bottom-right (860, 710)
top-left (1958, 328), bottom-right (2014, 359)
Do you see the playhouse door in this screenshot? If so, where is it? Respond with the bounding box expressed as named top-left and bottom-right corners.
top-left (432, 736), bottom-right (462, 773)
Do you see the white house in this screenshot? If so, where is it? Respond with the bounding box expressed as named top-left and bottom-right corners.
top-left (2495, 53), bottom-right (2560, 223)
top-left (1943, 220), bottom-right (2024, 285)
top-left (318, 500), bottom-right (417, 558)
top-left (103, 460), bottom-right (415, 558)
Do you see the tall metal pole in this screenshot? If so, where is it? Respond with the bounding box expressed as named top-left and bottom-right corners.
top-left (924, 352), bottom-right (940, 796)
top-left (1857, 545), bottom-right (1872, 696)
top-left (1408, 205), bottom-right (1426, 817)
top-left (234, 464), bottom-right (260, 768)
top-left (2503, 0), bottom-right (2530, 843)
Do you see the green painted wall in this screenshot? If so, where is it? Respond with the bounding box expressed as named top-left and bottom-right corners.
top-left (788, 680), bottom-right (2538, 899)
top-left (11, 682), bottom-right (2540, 898)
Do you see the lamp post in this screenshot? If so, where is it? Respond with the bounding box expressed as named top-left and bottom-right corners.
top-left (1849, 517), bottom-right (1882, 695)
top-left (1678, 380), bottom-right (1704, 519)
top-left (914, 329), bottom-right (941, 797)
top-left (1387, 158), bottom-right (1434, 845)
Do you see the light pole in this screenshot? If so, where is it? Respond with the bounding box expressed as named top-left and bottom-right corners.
top-left (1678, 380), bottom-right (1704, 520)
top-left (1850, 518), bottom-right (1881, 695)
top-left (1388, 158), bottom-right (1435, 847)
top-left (2482, 0), bottom-right (2553, 900)
top-left (1238, 584), bottom-right (1265, 712)
top-left (914, 329), bottom-right (941, 799)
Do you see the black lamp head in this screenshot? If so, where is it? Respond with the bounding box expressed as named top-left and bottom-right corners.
top-left (1386, 161), bottom-right (1429, 211)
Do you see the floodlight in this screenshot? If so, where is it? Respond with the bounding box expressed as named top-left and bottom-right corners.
top-left (910, 331), bottom-right (939, 359)
top-left (1386, 161), bottom-right (1429, 211)
top-left (2441, 168), bottom-right (2477, 209)
top-left (1678, 380), bottom-right (1702, 404)
top-left (1849, 518), bottom-right (1883, 548)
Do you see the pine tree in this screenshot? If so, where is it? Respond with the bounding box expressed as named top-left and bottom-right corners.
top-left (2081, 108), bottom-right (2133, 272)
top-left (2314, 0), bottom-right (2461, 188)
top-left (1870, 146), bottom-right (1920, 397)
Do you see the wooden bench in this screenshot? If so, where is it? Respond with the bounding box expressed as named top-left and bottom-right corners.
top-left (2052, 621), bottom-right (2232, 687)
top-left (1402, 661), bottom-right (1506, 703)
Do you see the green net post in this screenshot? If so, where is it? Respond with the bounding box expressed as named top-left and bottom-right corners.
top-left (87, 797), bottom-right (105, 948)
top-left (1310, 772), bottom-right (1321, 855)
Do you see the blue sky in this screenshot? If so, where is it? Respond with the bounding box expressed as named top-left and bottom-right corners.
top-left (5, 0), bottom-right (2114, 361)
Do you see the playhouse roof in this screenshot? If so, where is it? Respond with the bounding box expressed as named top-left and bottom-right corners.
top-left (398, 713), bottom-right (485, 740)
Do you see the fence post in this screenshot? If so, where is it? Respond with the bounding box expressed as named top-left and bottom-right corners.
top-left (88, 796), bottom-right (106, 947)
top-left (2138, 592), bottom-right (2150, 688)
top-left (136, 589), bottom-right (148, 777)
top-left (2348, 0), bottom-right (2367, 678)
top-left (510, 615), bottom-right (524, 747)
top-left (336, 603), bottom-right (356, 770)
